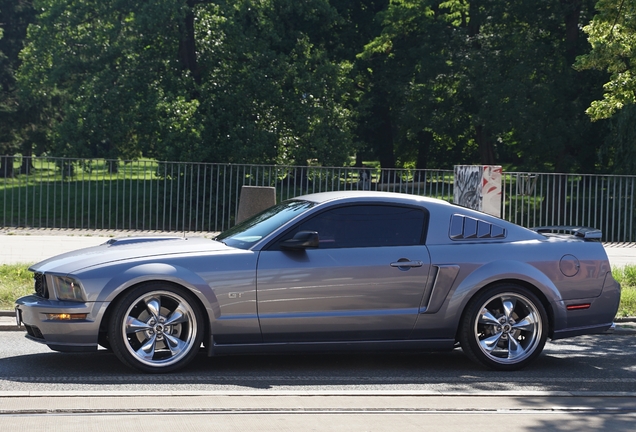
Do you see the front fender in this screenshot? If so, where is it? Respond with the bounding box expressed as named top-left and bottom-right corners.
top-left (95, 263), bottom-right (217, 311)
top-left (77, 254), bottom-right (261, 342)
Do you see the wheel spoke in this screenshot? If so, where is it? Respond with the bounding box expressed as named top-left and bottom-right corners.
top-left (164, 333), bottom-right (188, 356)
top-left (479, 332), bottom-right (503, 353)
top-left (507, 336), bottom-right (523, 359)
top-left (136, 334), bottom-right (157, 361)
top-left (502, 298), bottom-right (516, 320)
top-left (512, 311), bottom-right (538, 332)
top-left (164, 302), bottom-right (190, 326)
top-left (125, 316), bottom-right (152, 334)
top-left (478, 308), bottom-right (500, 326)
top-left (145, 297), bottom-right (162, 321)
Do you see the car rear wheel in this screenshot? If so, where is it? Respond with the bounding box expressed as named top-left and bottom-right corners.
top-left (108, 283), bottom-right (204, 373)
top-left (459, 285), bottom-right (548, 371)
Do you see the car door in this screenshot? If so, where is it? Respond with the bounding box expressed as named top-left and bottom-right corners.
top-left (255, 204), bottom-right (431, 342)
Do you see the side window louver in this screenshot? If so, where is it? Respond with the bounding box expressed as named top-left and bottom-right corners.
top-left (449, 214), bottom-right (506, 240)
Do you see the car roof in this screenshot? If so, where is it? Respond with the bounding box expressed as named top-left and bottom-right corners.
top-left (292, 190), bottom-right (452, 206)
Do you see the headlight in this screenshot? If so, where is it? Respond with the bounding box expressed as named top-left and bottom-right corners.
top-left (51, 276), bottom-right (85, 302)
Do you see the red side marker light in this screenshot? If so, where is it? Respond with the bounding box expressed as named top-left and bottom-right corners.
top-left (566, 303), bottom-right (591, 311)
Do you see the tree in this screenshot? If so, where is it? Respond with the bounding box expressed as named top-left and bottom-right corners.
top-left (18, 0), bottom-right (192, 160)
top-left (357, 0), bottom-right (473, 170)
top-left (12, 0), bottom-right (616, 173)
top-left (573, 0), bottom-right (636, 173)
top-left (358, 0), bottom-right (609, 173)
top-left (0, 0), bottom-right (43, 175)
top-left (17, 0), bottom-right (356, 166)
top-left (575, 0), bottom-right (636, 120)
top-left (170, 0), bottom-right (356, 166)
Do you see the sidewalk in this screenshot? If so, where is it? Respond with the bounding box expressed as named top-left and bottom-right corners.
top-left (2, 392), bottom-right (635, 431)
top-left (0, 228), bottom-right (215, 265)
top-left (1, 230), bottom-right (635, 332)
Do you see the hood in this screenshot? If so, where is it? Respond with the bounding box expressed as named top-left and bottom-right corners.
top-left (29, 236), bottom-right (232, 274)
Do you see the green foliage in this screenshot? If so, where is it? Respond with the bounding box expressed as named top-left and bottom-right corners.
top-left (16, 0), bottom-right (356, 166)
top-left (575, 0), bottom-right (636, 120)
top-left (18, 0), bottom-right (190, 160)
top-left (194, 0), bottom-right (355, 166)
top-left (353, 0), bottom-right (610, 172)
top-left (1, 0), bottom-right (630, 173)
top-left (575, 0), bottom-right (636, 173)
top-left (0, 0), bottom-right (45, 163)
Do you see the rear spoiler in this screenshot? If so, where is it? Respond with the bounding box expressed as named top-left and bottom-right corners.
top-left (530, 226), bottom-right (602, 241)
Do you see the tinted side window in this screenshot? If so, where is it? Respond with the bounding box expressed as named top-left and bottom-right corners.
top-left (289, 205), bottom-right (425, 249)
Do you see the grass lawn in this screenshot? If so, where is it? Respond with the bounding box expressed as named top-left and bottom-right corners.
top-left (0, 264), bottom-right (34, 309)
top-left (611, 266), bottom-right (636, 318)
top-left (2, 263), bottom-right (636, 317)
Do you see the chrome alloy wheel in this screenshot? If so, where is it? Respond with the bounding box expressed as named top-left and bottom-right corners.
top-left (120, 290), bottom-right (199, 368)
top-left (474, 292), bottom-right (543, 365)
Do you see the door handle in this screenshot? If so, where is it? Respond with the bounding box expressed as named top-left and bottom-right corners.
top-left (390, 260), bottom-right (423, 270)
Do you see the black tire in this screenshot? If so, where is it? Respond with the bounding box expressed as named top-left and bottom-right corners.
top-left (459, 284), bottom-right (548, 371)
top-left (108, 282), bottom-right (204, 373)
top-left (98, 332), bottom-right (112, 351)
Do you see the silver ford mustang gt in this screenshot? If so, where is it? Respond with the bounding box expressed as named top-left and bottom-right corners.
top-left (15, 191), bottom-right (620, 373)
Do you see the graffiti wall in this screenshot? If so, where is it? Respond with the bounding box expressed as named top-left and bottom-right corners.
top-left (454, 165), bottom-right (502, 217)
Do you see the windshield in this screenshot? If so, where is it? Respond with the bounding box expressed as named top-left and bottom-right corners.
top-left (216, 200), bottom-right (315, 249)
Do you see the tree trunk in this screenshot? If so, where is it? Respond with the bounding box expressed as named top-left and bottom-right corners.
top-left (414, 130), bottom-right (433, 182)
top-left (376, 103), bottom-right (395, 170)
top-left (179, 1), bottom-right (202, 87)
top-left (415, 130), bottom-right (433, 170)
top-left (0, 155), bottom-right (15, 177)
top-left (20, 143), bottom-right (33, 175)
top-left (562, 0), bottom-right (582, 65)
top-left (108, 159), bottom-right (119, 174)
top-left (475, 124), bottom-right (496, 165)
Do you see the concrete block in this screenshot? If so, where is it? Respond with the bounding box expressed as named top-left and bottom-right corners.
top-left (454, 165), bottom-right (502, 217)
top-left (236, 186), bottom-right (276, 224)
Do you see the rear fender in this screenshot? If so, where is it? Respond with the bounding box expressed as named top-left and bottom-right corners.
top-left (445, 261), bottom-right (566, 334)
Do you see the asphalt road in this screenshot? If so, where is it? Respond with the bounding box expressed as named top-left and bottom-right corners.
top-left (1, 331), bottom-right (634, 393)
top-left (2, 332), bottom-right (636, 430)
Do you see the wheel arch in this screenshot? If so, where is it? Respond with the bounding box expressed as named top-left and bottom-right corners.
top-left (453, 278), bottom-right (555, 342)
top-left (98, 279), bottom-right (211, 350)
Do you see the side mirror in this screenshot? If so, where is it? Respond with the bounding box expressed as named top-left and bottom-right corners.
top-left (280, 231), bottom-right (319, 250)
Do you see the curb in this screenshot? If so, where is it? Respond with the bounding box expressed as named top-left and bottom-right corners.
top-left (0, 311), bottom-right (19, 331)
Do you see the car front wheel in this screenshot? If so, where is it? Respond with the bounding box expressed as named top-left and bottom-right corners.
top-left (459, 285), bottom-right (548, 371)
top-left (108, 283), bottom-right (204, 373)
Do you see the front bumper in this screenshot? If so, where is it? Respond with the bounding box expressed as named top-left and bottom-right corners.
top-left (15, 295), bottom-right (106, 352)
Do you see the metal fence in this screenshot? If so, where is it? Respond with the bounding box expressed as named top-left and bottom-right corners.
top-left (502, 172), bottom-right (635, 243)
top-left (1, 156), bottom-right (635, 242)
